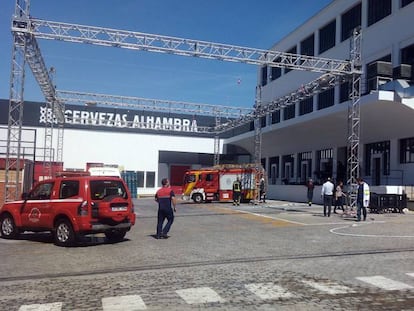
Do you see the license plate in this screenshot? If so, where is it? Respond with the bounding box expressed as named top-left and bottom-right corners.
top-left (111, 206), bottom-right (127, 211)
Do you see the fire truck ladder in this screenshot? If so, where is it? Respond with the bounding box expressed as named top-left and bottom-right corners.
top-left (6, 0), bottom-right (360, 204)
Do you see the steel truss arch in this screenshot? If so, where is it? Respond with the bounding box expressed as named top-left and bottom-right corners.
top-left (26, 19), bottom-right (352, 75)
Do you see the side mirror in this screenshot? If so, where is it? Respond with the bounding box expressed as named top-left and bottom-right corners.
top-left (21, 193), bottom-right (29, 200)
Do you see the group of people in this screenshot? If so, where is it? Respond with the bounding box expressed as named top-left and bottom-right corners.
top-left (155, 175), bottom-right (370, 240)
top-left (307, 177), bottom-right (370, 221)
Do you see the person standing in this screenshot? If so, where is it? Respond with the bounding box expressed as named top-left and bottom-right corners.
top-left (232, 176), bottom-right (242, 206)
top-left (334, 181), bottom-right (345, 213)
top-left (306, 178), bottom-right (315, 206)
top-left (155, 178), bottom-right (177, 239)
top-left (321, 177), bottom-right (334, 217)
top-left (357, 177), bottom-right (370, 221)
top-left (259, 177), bottom-right (266, 203)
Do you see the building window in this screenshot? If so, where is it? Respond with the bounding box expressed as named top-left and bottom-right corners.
top-left (402, 0), bottom-right (414, 7)
top-left (261, 116), bottom-right (266, 127)
top-left (270, 57), bottom-right (282, 81)
top-left (400, 137), bottom-right (414, 163)
top-left (317, 88), bottom-right (334, 110)
top-left (298, 151), bottom-right (313, 182)
top-left (146, 171), bottom-right (155, 187)
top-left (271, 110), bottom-right (281, 124)
top-left (340, 82), bottom-right (350, 103)
top-left (300, 34), bottom-right (315, 56)
top-left (282, 154), bottom-right (295, 182)
top-left (368, 0), bottom-right (391, 26)
top-left (285, 46), bottom-right (297, 74)
top-left (401, 43), bottom-right (414, 65)
top-left (299, 97), bottom-right (313, 115)
top-left (136, 171), bottom-right (144, 187)
top-left (316, 148), bottom-right (333, 181)
top-left (269, 156), bottom-right (279, 184)
top-left (319, 20), bottom-right (336, 54)
top-left (365, 141), bottom-right (390, 175)
top-left (283, 104), bottom-right (295, 120)
top-left (341, 3), bottom-right (361, 41)
top-left (260, 66), bottom-right (268, 86)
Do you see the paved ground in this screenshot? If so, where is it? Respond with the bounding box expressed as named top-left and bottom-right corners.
top-left (0, 198), bottom-right (413, 310)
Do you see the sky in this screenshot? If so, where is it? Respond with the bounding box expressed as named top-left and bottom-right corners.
top-left (0, 0), bottom-right (333, 109)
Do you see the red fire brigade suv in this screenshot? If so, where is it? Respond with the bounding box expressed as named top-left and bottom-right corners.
top-left (0, 173), bottom-right (136, 246)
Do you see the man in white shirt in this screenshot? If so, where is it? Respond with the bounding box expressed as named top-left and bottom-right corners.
top-left (321, 177), bottom-right (334, 217)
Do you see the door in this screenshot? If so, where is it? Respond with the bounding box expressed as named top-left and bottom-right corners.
top-left (21, 181), bottom-right (54, 228)
top-left (373, 157), bottom-right (381, 186)
top-left (301, 161), bottom-right (308, 184)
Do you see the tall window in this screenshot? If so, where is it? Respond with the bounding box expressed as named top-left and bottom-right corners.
top-left (300, 34), bottom-right (315, 56)
top-left (317, 89), bottom-right (334, 110)
top-left (402, 0), bottom-right (414, 7)
top-left (401, 43), bottom-right (414, 65)
top-left (400, 137), bottom-right (414, 163)
top-left (270, 57), bottom-right (282, 81)
top-left (136, 171), bottom-right (144, 187)
top-left (269, 156), bottom-right (279, 184)
top-left (339, 82), bottom-right (350, 103)
top-left (365, 141), bottom-right (390, 175)
top-left (146, 171), bottom-right (155, 187)
top-left (299, 97), bottom-right (313, 115)
top-left (341, 3), bottom-right (361, 41)
top-left (260, 66), bottom-right (268, 86)
top-left (319, 20), bottom-right (336, 54)
top-left (271, 110), bottom-right (281, 124)
top-left (283, 104), bottom-right (295, 120)
top-left (285, 46), bottom-right (297, 74)
top-left (368, 0), bottom-right (391, 26)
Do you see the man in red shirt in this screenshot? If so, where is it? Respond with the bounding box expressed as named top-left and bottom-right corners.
top-left (155, 178), bottom-right (177, 239)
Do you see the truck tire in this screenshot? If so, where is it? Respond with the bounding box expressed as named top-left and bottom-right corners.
top-left (0, 214), bottom-right (19, 239)
top-left (105, 230), bottom-right (127, 242)
top-left (192, 193), bottom-right (203, 203)
top-left (54, 219), bottom-right (75, 247)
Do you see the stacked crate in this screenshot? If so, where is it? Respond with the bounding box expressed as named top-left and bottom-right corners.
top-left (121, 170), bottom-right (138, 198)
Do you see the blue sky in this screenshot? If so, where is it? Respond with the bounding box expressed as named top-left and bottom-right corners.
top-left (0, 0), bottom-right (333, 109)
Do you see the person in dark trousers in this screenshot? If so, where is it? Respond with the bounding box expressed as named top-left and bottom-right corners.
top-left (259, 177), bottom-right (266, 203)
top-left (334, 181), bottom-right (345, 213)
top-left (321, 177), bottom-right (334, 217)
top-left (232, 176), bottom-right (242, 206)
top-left (306, 178), bottom-right (315, 206)
top-left (155, 178), bottom-right (177, 239)
top-left (357, 177), bottom-right (370, 221)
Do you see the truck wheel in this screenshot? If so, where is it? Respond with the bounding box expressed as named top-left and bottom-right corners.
top-left (105, 230), bottom-right (127, 242)
top-left (193, 194), bottom-right (203, 203)
top-left (54, 219), bottom-right (75, 246)
top-left (0, 214), bottom-right (19, 239)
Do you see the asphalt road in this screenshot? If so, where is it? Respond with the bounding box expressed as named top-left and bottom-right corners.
top-left (0, 197), bottom-right (413, 310)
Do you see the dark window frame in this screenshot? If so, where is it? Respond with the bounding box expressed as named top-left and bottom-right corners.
top-left (319, 19), bottom-right (336, 54)
top-left (341, 3), bottom-right (362, 41)
top-left (368, 0), bottom-right (391, 26)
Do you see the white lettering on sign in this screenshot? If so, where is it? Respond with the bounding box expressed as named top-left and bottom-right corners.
top-left (39, 106), bottom-right (199, 132)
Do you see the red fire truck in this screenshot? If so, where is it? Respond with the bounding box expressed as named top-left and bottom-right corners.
top-left (182, 164), bottom-right (264, 203)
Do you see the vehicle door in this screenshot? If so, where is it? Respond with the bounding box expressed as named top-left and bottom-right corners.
top-left (203, 172), bottom-right (218, 194)
top-left (20, 181), bottom-right (54, 228)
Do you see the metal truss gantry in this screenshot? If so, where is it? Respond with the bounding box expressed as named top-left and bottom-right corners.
top-left (6, 0), bottom-right (360, 203)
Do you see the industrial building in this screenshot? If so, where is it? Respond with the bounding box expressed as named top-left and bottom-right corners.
top-left (2, 0), bottom-right (414, 203)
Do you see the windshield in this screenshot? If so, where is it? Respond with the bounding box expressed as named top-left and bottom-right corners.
top-left (90, 180), bottom-right (128, 200)
top-left (184, 174), bottom-right (196, 184)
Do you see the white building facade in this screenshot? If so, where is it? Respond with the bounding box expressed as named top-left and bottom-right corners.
top-left (224, 0), bottom-right (414, 201)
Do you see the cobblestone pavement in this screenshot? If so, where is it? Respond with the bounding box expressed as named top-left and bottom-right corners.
top-left (0, 263), bottom-right (413, 310)
top-left (0, 198), bottom-right (413, 310)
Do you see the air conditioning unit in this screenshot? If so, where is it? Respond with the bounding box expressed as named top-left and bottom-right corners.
top-left (393, 64), bottom-right (412, 80)
top-left (367, 61), bottom-right (392, 79)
